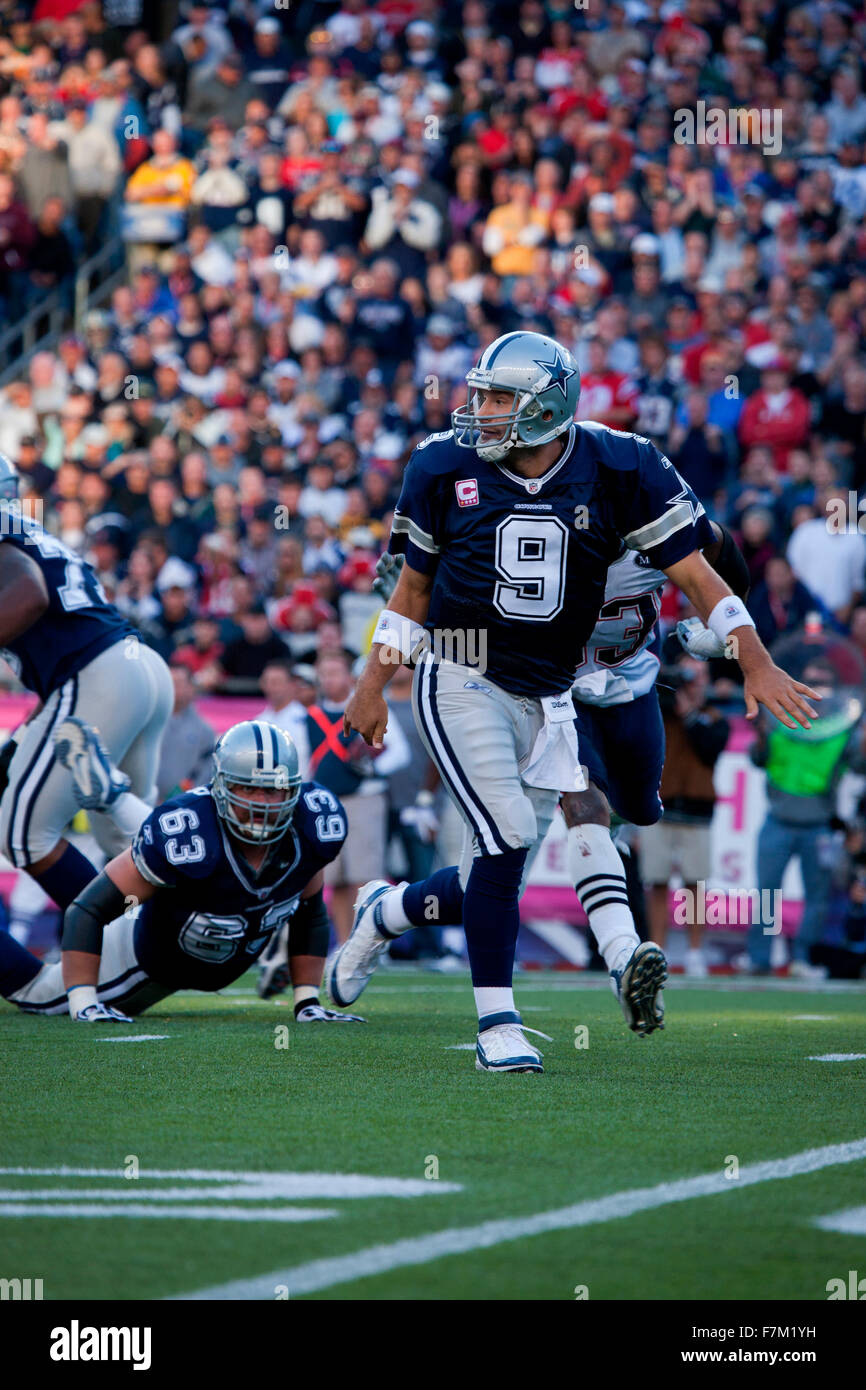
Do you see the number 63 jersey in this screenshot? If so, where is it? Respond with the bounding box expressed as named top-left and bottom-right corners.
top-left (389, 421), bottom-right (714, 698)
top-left (129, 781), bottom-right (347, 992)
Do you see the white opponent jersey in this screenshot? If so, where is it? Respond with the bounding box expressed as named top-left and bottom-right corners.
top-left (572, 548), bottom-right (665, 706)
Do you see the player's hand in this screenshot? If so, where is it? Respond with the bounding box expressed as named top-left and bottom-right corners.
top-left (74, 1002), bottom-right (133, 1023)
top-left (344, 687), bottom-right (388, 748)
top-left (295, 1002), bottom-right (366, 1023)
top-left (743, 663), bottom-right (820, 731)
top-left (676, 616), bottom-right (727, 660)
top-left (372, 552), bottom-right (404, 602)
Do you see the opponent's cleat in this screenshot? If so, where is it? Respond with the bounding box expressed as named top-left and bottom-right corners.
top-left (53, 717), bottom-right (130, 811)
top-left (475, 1010), bottom-right (545, 1073)
top-left (325, 879), bottom-right (399, 1007)
top-left (257, 920), bottom-right (290, 999)
top-left (295, 1001), bottom-right (366, 1023)
top-left (611, 941), bottom-right (667, 1036)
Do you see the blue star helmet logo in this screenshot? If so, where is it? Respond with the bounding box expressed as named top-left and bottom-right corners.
top-left (533, 347), bottom-right (576, 399)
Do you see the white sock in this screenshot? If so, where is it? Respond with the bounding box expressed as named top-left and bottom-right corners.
top-left (109, 792), bottom-right (152, 839)
top-left (293, 984), bottom-right (319, 1008)
top-left (568, 823), bottom-right (639, 973)
top-left (474, 986), bottom-right (516, 1022)
top-left (379, 882), bottom-right (413, 935)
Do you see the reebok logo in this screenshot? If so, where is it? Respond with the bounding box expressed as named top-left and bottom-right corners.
top-left (50, 1321), bottom-right (152, 1371)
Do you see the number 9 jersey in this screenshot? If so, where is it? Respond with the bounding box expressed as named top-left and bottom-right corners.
top-left (129, 781), bottom-right (347, 992)
top-left (389, 422), bottom-right (714, 699)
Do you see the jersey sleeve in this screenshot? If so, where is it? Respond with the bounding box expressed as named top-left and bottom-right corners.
top-left (617, 435), bottom-right (716, 570)
top-left (131, 796), bottom-right (212, 888)
top-left (388, 443), bottom-right (446, 574)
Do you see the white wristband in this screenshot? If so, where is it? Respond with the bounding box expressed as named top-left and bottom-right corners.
top-left (373, 608), bottom-right (428, 662)
top-left (707, 596), bottom-right (756, 644)
top-left (67, 984), bottom-right (98, 1018)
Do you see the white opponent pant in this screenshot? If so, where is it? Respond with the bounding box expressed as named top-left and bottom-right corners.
top-left (0, 640), bottom-right (173, 869)
top-left (411, 653), bottom-right (576, 890)
top-left (8, 911), bottom-right (171, 1016)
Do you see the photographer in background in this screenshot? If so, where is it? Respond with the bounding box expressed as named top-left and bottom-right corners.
top-left (641, 654), bottom-right (730, 976)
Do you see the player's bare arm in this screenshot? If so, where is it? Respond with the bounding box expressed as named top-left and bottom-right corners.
top-left (61, 849), bottom-right (156, 1002)
top-left (286, 868), bottom-right (327, 992)
top-left (664, 550), bottom-right (820, 731)
top-left (0, 543), bottom-right (49, 645)
top-left (344, 560), bottom-right (434, 747)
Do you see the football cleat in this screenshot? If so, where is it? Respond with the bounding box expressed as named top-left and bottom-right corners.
top-left (325, 879), bottom-right (399, 1007)
top-left (53, 717), bottom-right (131, 811)
top-left (611, 941), bottom-right (667, 1036)
top-left (295, 1001), bottom-right (366, 1023)
top-left (257, 920), bottom-right (290, 999)
top-left (475, 1011), bottom-right (545, 1073)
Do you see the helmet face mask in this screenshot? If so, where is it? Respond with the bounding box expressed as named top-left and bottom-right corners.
top-left (451, 332), bottom-right (580, 463)
top-left (211, 721), bottom-right (302, 845)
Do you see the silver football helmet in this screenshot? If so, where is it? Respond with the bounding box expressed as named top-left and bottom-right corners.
top-left (0, 454), bottom-right (20, 502)
top-left (452, 331), bottom-right (580, 462)
top-left (211, 720), bottom-right (302, 845)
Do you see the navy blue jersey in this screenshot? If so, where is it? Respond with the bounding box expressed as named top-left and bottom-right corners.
top-left (389, 422), bottom-right (715, 697)
top-left (129, 781), bottom-right (346, 992)
top-left (0, 516), bottom-right (134, 700)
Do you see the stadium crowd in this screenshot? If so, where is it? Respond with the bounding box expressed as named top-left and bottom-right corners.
top-left (0, 0), bottom-right (865, 972)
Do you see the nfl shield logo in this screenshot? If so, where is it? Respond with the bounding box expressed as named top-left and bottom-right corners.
top-left (526, 479), bottom-right (540, 494)
top-left (456, 478), bottom-right (479, 507)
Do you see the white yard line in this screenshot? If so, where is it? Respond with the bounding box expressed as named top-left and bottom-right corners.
top-left (94, 1034), bottom-right (169, 1043)
top-left (809, 1054), bottom-right (866, 1062)
top-left (175, 1137), bottom-right (866, 1300)
top-left (0, 1203), bottom-right (337, 1223)
top-left (814, 1206), bottom-right (866, 1236)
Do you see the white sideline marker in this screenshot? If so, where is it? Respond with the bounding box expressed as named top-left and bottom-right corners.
top-left (809, 1054), bottom-right (866, 1062)
top-left (176, 1137), bottom-right (866, 1300)
top-left (95, 1034), bottom-right (169, 1044)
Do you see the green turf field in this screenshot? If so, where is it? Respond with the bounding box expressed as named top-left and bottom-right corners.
top-left (1, 971), bottom-right (865, 1301)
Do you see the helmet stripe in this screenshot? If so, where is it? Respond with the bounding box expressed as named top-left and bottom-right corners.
top-left (252, 721), bottom-right (264, 771)
top-left (481, 331), bottom-right (525, 371)
top-left (269, 724), bottom-right (280, 773)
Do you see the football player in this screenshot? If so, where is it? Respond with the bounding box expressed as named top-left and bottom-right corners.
top-left (327, 525), bottom-right (750, 1035)
top-left (0, 456), bottom-right (173, 914)
top-left (341, 330), bottom-right (818, 1072)
top-left (554, 520), bottom-right (752, 1008)
top-left (0, 720), bottom-right (363, 1023)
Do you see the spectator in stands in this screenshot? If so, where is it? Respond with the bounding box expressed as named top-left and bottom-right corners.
top-left (218, 599), bottom-right (290, 696)
top-left (258, 658), bottom-right (311, 775)
top-left (156, 662), bottom-right (216, 802)
top-left (787, 489), bottom-right (866, 627)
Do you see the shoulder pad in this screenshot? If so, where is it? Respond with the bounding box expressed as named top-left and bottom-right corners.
top-left (132, 790), bottom-right (219, 886)
top-left (577, 421), bottom-right (649, 472)
top-left (408, 430), bottom-right (464, 474)
top-left (295, 782), bottom-right (348, 854)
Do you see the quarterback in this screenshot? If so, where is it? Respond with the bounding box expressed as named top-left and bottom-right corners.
top-left (0, 456), bottom-right (172, 914)
top-left (0, 720), bottom-right (363, 1023)
top-left (341, 330), bottom-right (818, 1073)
